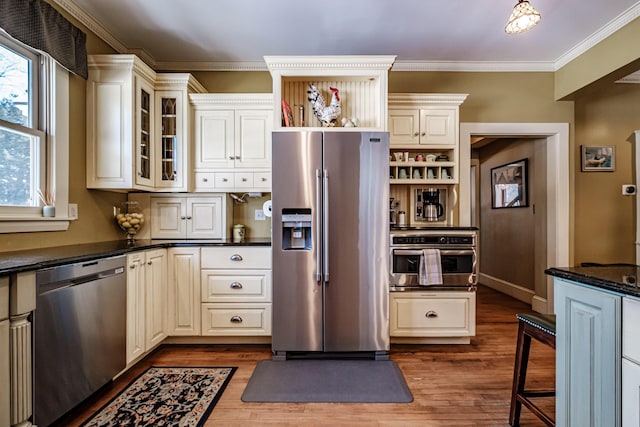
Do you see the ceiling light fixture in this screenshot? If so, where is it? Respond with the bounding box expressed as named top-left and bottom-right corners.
top-left (505, 0), bottom-right (541, 34)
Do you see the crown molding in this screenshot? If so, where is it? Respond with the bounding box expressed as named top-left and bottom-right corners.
top-left (616, 70), bottom-right (640, 83)
top-left (554, 2), bottom-right (640, 69)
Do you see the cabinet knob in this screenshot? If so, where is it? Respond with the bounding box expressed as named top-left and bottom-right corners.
top-left (229, 156), bottom-right (234, 160)
top-left (129, 264), bottom-right (136, 269)
top-left (181, 216), bottom-right (186, 220)
top-left (230, 254), bottom-right (243, 261)
top-left (222, 178), bottom-right (228, 182)
top-left (202, 177), bottom-right (208, 182)
top-left (230, 316), bottom-right (243, 323)
top-left (235, 156), bottom-right (240, 160)
top-left (242, 177), bottom-right (247, 182)
top-left (147, 260), bottom-right (152, 265)
top-left (425, 310), bottom-right (438, 318)
top-left (186, 216), bottom-right (192, 220)
top-left (414, 132), bottom-right (419, 137)
top-left (261, 177), bottom-right (267, 182)
top-left (230, 282), bottom-right (243, 289)
top-left (421, 132), bottom-right (426, 137)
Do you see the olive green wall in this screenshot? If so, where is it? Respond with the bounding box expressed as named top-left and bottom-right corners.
top-left (572, 82), bottom-right (640, 264)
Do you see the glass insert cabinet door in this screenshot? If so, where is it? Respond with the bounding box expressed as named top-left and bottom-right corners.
top-left (139, 88), bottom-right (151, 182)
top-left (160, 95), bottom-right (177, 182)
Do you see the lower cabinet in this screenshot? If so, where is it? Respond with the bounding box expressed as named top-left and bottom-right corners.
top-left (167, 247), bottom-right (201, 335)
top-left (623, 297), bottom-right (640, 426)
top-left (389, 290), bottom-right (476, 344)
top-left (0, 277), bottom-right (8, 427)
top-left (125, 248), bottom-right (168, 365)
top-left (555, 277), bottom-right (621, 427)
top-left (200, 246), bottom-right (272, 337)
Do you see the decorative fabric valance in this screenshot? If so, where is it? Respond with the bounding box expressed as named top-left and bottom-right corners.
top-left (0, 0), bottom-right (88, 79)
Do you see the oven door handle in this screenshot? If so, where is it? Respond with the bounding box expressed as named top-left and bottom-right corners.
top-left (393, 249), bottom-right (474, 256)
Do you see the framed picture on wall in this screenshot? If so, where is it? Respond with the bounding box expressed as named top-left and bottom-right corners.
top-left (491, 158), bottom-right (528, 209)
top-left (581, 145), bottom-right (615, 171)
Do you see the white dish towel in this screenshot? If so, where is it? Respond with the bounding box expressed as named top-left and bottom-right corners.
top-left (419, 249), bottom-right (443, 286)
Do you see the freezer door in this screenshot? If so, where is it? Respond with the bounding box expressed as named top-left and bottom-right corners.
top-left (271, 131), bottom-right (324, 352)
top-left (323, 131), bottom-right (390, 352)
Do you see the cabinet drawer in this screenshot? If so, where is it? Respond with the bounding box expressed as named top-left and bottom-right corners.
top-left (194, 172), bottom-right (216, 191)
top-left (234, 172), bottom-right (253, 188)
top-left (623, 297), bottom-right (640, 364)
top-left (201, 303), bottom-right (272, 336)
top-left (214, 172), bottom-right (234, 189)
top-left (390, 292), bottom-right (475, 337)
top-left (201, 247), bottom-right (271, 269)
top-left (201, 270), bottom-right (271, 302)
top-left (253, 172), bottom-right (271, 189)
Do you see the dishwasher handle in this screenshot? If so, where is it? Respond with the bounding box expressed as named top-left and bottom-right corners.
top-left (37, 265), bottom-right (125, 295)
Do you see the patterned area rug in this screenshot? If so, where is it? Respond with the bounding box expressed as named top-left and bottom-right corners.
top-left (81, 366), bottom-right (236, 427)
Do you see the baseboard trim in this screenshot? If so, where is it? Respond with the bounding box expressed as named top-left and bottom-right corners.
top-left (479, 273), bottom-right (535, 305)
top-left (531, 295), bottom-right (550, 314)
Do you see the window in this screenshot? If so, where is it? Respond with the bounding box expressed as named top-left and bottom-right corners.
top-left (0, 35), bottom-right (45, 208)
top-left (0, 31), bottom-right (70, 232)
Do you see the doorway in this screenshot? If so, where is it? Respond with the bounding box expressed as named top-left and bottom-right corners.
top-left (460, 123), bottom-right (570, 314)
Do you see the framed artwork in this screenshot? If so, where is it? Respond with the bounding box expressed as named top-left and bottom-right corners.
top-left (581, 145), bottom-right (615, 171)
top-left (491, 158), bottom-right (528, 209)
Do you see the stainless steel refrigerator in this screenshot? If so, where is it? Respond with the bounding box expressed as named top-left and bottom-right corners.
top-left (271, 130), bottom-right (390, 360)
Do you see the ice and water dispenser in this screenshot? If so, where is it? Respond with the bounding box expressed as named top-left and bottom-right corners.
top-left (281, 208), bottom-right (312, 250)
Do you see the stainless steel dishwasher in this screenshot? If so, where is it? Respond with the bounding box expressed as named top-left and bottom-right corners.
top-left (33, 255), bottom-right (126, 427)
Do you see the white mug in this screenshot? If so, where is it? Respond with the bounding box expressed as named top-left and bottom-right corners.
top-left (441, 169), bottom-right (449, 179)
top-left (427, 168), bottom-right (435, 179)
top-left (398, 168), bottom-right (408, 179)
top-left (413, 169), bottom-right (421, 179)
top-left (394, 152), bottom-right (404, 162)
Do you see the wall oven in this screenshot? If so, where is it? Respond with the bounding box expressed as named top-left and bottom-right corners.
top-left (390, 228), bottom-right (477, 291)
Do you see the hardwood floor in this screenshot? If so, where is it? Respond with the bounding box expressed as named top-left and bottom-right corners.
top-left (57, 285), bottom-right (555, 426)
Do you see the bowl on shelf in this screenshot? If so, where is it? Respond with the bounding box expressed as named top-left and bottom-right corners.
top-left (114, 201), bottom-right (145, 241)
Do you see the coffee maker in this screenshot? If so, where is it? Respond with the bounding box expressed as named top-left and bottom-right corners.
top-left (414, 187), bottom-right (447, 223)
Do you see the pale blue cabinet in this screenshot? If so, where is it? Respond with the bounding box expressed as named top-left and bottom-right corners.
top-left (555, 277), bottom-right (621, 427)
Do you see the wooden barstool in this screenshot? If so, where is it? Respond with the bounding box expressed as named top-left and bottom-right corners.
top-left (509, 313), bottom-right (556, 427)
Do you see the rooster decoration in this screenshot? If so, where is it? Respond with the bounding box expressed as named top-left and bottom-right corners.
top-left (306, 84), bottom-right (341, 127)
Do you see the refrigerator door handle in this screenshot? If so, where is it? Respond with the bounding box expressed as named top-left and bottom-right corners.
top-left (315, 169), bottom-right (322, 283)
top-left (323, 169), bottom-right (330, 283)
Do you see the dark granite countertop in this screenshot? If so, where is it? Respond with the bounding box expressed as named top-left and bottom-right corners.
top-left (0, 238), bottom-right (271, 275)
top-left (545, 266), bottom-right (640, 298)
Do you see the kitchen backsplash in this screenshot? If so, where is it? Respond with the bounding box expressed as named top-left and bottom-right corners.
top-left (231, 193), bottom-right (272, 239)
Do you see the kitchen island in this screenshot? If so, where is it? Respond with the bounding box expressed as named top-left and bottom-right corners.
top-left (546, 265), bottom-right (640, 427)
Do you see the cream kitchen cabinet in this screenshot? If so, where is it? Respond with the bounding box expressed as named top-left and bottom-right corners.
top-left (190, 94), bottom-right (273, 192)
top-left (149, 194), bottom-right (232, 240)
top-left (125, 249), bottom-right (167, 365)
top-left (167, 247), bottom-right (201, 336)
top-left (0, 277), bottom-right (8, 427)
top-left (200, 247), bottom-right (272, 337)
top-left (86, 54), bottom-right (205, 192)
top-left (390, 290), bottom-right (476, 344)
top-left (388, 94), bottom-right (467, 185)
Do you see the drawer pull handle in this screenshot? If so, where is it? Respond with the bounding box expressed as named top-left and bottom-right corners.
top-left (222, 178), bottom-right (228, 182)
top-left (261, 177), bottom-right (267, 182)
top-left (129, 264), bottom-right (136, 269)
top-left (202, 177), bottom-right (208, 182)
top-left (230, 254), bottom-right (243, 261)
top-left (230, 316), bottom-right (243, 323)
top-left (230, 282), bottom-right (243, 289)
top-left (242, 178), bottom-right (248, 182)
top-left (229, 156), bottom-right (234, 160)
top-left (425, 310), bottom-right (438, 318)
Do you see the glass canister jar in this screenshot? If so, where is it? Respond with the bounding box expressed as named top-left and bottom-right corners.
top-left (114, 201), bottom-right (145, 241)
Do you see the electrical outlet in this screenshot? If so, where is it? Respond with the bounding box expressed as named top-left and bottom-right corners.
top-left (68, 203), bottom-right (78, 220)
top-left (622, 184), bottom-right (637, 195)
top-left (255, 209), bottom-right (266, 221)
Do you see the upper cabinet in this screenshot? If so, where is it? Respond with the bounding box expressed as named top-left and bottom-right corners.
top-left (86, 55), bottom-right (206, 192)
top-left (190, 94), bottom-right (273, 192)
top-left (388, 94), bottom-right (467, 184)
top-left (264, 55), bottom-right (396, 130)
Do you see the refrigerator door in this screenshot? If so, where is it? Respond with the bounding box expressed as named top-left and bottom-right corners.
top-left (323, 131), bottom-right (390, 352)
top-left (272, 131), bottom-right (324, 353)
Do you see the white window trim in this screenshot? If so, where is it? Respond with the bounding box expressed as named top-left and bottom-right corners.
top-left (0, 56), bottom-right (70, 233)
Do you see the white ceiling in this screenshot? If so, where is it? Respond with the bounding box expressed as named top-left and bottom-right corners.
top-left (58, 0), bottom-right (640, 72)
